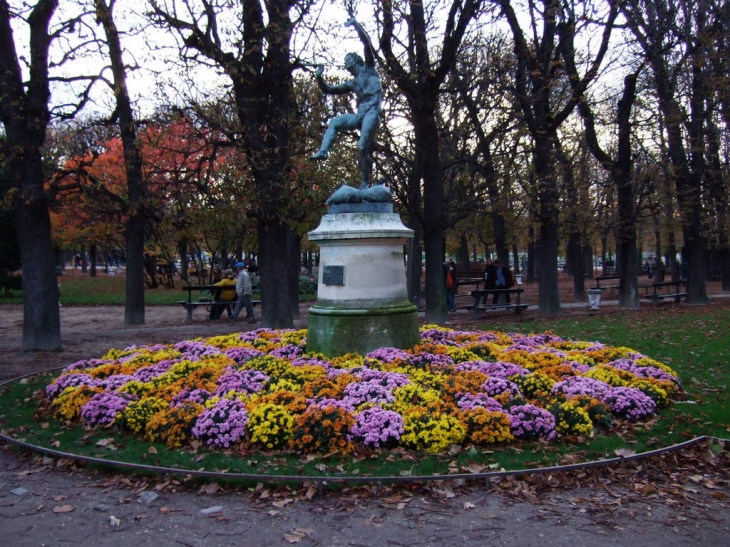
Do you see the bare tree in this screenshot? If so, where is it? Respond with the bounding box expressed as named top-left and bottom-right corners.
top-left (621, 0), bottom-right (716, 303)
top-left (94, 0), bottom-right (146, 324)
top-left (495, 0), bottom-right (618, 315)
top-left (0, 0), bottom-right (98, 350)
top-left (377, 0), bottom-right (483, 324)
top-left (561, 23), bottom-right (644, 308)
top-left (150, 0), bottom-right (315, 328)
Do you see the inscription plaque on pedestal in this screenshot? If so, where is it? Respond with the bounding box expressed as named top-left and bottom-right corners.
top-left (323, 265), bottom-right (344, 285)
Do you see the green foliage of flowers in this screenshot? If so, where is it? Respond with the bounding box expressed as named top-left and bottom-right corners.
top-left (247, 403), bottom-right (295, 449)
top-left (572, 396), bottom-right (613, 430)
top-left (41, 326), bottom-right (686, 458)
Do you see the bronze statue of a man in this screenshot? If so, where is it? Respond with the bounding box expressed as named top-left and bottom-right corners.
top-left (309, 17), bottom-right (382, 190)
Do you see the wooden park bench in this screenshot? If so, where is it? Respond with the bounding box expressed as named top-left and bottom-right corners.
top-left (455, 271), bottom-right (484, 290)
top-left (644, 280), bottom-right (688, 306)
top-left (592, 275), bottom-right (621, 293)
top-left (466, 288), bottom-right (529, 316)
top-left (180, 285), bottom-right (258, 322)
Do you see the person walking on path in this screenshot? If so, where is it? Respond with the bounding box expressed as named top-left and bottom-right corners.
top-left (444, 260), bottom-right (457, 312)
top-left (229, 262), bottom-right (257, 324)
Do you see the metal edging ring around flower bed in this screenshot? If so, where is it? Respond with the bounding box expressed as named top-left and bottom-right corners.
top-left (0, 369), bottom-right (722, 495)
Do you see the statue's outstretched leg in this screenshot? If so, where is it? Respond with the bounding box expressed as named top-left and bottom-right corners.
top-left (310, 120), bottom-right (339, 161)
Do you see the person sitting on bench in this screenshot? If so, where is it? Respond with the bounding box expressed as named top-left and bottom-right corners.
top-left (485, 259), bottom-right (515, 304)
top-left (209, 269), bottom-right (237, 320)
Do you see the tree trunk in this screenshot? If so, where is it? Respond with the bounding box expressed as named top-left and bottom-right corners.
top-left (407, 224), bottom-right (424, 303)
top-left (95, 0), bottom-right (147, 325)
top-left (1, 0), bottom-right (62, 351)
top-left (527, 226), bottom-right (536, 283)
top-left (458, 235), bottom-right (469, 268)
top-left (258, 220), bottom-right (295, 328)
top-left (124, 214), bottom-right (146, 324)
top-left (414, 112), bottom-right (448, 324)
top-left (535, 138), bottom-right (562, 315)
top-left (90, 244), bottom-right (98, 278)
top-left (288, 232), bottom-right (301, 318)
top-left (16, 152), bottom-right (62, 351)
top-left (614, 74), bottom-right (640, 309)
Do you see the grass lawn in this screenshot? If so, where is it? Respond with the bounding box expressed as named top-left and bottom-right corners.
top-left (2, 271), bottom-right (232, 305)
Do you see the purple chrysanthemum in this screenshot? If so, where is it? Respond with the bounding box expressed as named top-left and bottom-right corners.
top-left (224, 347), bottom-right (265, 365)
top-left (192, 398), bottom-right (249, 448)
top-left (607, 359), bottom-right (679, 384)
top-left (132, 360), bottom-right (177, 382)
top-left (269, 344), bottom-right (303, 359)
top-left (171, 388), bottom-right (213, 407)
top-left (454, 360), bottom-right (529, 379)
top-left (46, 373), bottom-right (100, 399)
top-left (355, 369), bottom-right (410, 389)
top-left (481, 377), bottom-right (521, 398)
top-left (365, 347), bottom-right (413, 363)
top-left (604, 386), bottom-right (657, 421)
top-left (100, 374), bottom-right (136, 390)
top-left (174, 341), bottom-right (222, 360)
top-left (508, 404), bottom-right (557, 440)
top-left (80, 391), bottom-right (137, 426)
top-left (343, 380), bottom-right (396, 406)
top-left (215, 369), bottom-right (269, 396)
top-left (551, 376), bottom-right (611, 399)
top-left (455, 392), bottom-right (504, 412)
top-left (63, 358), bottom-right (113, 372)
top-left (349, 407), bottom-right (404, 448)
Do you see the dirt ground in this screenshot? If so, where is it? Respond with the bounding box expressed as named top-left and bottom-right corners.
top-left (1, 279), bottom-right (729, 546)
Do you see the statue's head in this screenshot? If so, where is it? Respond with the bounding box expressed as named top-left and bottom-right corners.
top-left (344, 52), bottom-right (364, 73)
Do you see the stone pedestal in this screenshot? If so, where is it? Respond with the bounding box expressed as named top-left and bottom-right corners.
top-left (307, 203), bottom-right (418, 357)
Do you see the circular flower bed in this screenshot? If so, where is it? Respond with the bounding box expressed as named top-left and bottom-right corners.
top-left (43, 326), bottom-right (683, 455)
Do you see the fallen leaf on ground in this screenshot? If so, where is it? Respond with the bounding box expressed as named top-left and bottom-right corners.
top-left (283, 528), bottom-right (314, 543)
top-left (53, 504), bottom-right (75, 513)
top-left (272, 498), bottom-right (294, 508)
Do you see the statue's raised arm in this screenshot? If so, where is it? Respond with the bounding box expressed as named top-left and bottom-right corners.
top-left (344, 17), bottom-right (376, 68)
top-left (309, 16), bottom-right (383, 190)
